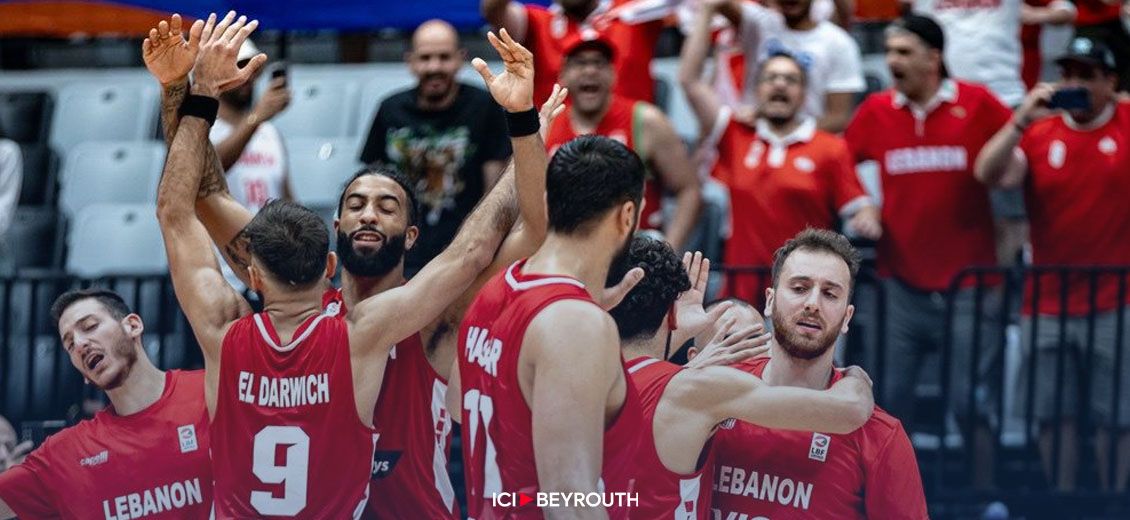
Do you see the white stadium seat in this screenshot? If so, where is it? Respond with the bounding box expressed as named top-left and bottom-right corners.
top-left (66, 203), bottom-right (167, 277)
top-left (58, 140), bottom-right (165, 217)
top-left (50, 81), bottom-right (158, 152)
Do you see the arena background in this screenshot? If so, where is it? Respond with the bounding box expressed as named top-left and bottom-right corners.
top-left (0, 0), bottom-right (1127, 518)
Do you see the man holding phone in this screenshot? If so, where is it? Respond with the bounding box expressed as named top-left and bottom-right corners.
top-left (975, 36), bottom-right (1130, 493)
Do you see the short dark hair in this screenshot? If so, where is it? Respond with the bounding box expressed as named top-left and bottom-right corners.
top-left (771, 228), bottom-right (861, 292)
top-left (756, 51), bottom-right (809, 87)
top-left (338, 165), bottom-right (420, 226)
top-left (609, 237), bottom-right (691, 341)
top-left (245, 200), bottom-right (330, 288)
top-left (705, 297), bottom-right (756, 311)
top-left (51, 288), bottom-right (132, 327)
top-left (546, 136), bottom-right (645, 235)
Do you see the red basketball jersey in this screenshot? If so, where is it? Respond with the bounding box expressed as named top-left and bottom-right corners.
top-left (321, 288), bottom-right (459, 520)
top-left (211, 310), bottom-right (377, 518)
top-left (458, 260), bottom-right (644, 519)
top-left (0, 370), bottom-right (211, 519)
top-left (711, 357), bottom-right (927, 519)
top-left (545, 96), bottom-right (663, 231)
top-left (625, 357), bottom-right (715, 520)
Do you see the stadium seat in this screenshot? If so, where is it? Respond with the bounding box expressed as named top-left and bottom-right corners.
top-left (7, 206), bottom-right (61, 271)
top-left (287, 137), bottom-right (364, 210)
top-left (0, 91), bottom-right (52, 144)
top-left (65, 203), bottom-right (167, 277)
top-left (2, 334), bottom-right (81, 421)
top-left (58, 141), bottom-right (165, 218)
top-left (49, 82), bottom-right (158, 152)
top-left (17, 143), bottom-right (57, 207)
top-left (271, 77), bottom-right (360, 138)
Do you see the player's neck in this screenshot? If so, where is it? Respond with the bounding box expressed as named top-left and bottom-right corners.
top-left (905, 78), bottom-right (942, 107)
top-left (762, 342), bottom-right (836, 390)
top-left (621, 336), bottom-right (661, 360)
top-left (341, 268), bottom-right (406, 308)
top-left (571, 101), bottom-right (611, 132)
top-left (762, 117), bottom-right (803, 138)
top-left (261, 286), bottom-right (327, 340)
top-left (526, 233), bottom-right (615, 300)
top-left (106, 357), bottom-right (166, 416)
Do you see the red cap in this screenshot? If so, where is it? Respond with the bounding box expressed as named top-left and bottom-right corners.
top-left (561, 30), bottom-right (617, 63)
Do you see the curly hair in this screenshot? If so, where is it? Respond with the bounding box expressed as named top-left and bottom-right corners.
top-left (609, 236), bottom-right (692, 341)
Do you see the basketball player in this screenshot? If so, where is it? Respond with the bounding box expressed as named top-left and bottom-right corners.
top-left (0, 289), bottom-right (211, 519)
top-left (711, 229), bottom-right (927, 518)
top-left (154, 14), bottom-right (515, 517)
top-left (611, 239), bottom-right (875, 518)
top-left (143, 15), bottom-right (600, 517)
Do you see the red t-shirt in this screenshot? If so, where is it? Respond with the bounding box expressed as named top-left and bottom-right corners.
top-left (625, 357), bottom-right (716, 520)
top-left (1019, 102), bottom-right (1130, 315)
top-left (0, 370), bottom-right (212, 519)
top-left (211, 310), bottom-right (377, 518)
top-left (711, 357), bottom-right (928, 519)
top-left (545, 96), bottom-right (664, 231)
top-left (844, 81), bottom-right (1010, 291)
top-left (1073, 0), bottom-right (1121, 25)
top-left (525, 0), bottom-right (664, 105)
top-left (458, 260), bottom-right (644, 519)
top-left (713, 115), bottom-right (870, 302)
top-left (1021, 0), bottom-right (1050, 90)
top-left (321, 288), bottom-right (459, 520)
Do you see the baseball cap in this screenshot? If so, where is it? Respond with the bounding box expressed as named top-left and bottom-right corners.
top-left (890, 13), bottom-right (948, 77)
top-left (561, 31), bottom-right (617, 63)
top-left (1056, 36), bottom-right (1117, 72)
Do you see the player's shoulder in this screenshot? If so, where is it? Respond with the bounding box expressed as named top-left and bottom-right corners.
top-left (169, 369), bottom-right (207, 393)
top-left (813, 20), bottom-right (857, 45)
top-left (809, 128), bottom-right (851, 151)
top-left (858, 405), bottom-right (911, 443)
top-left (731, 355), bottom-right (770, 376)
top-left (857, 90), bottom-right (895, 114)
top-left (954, 81), bottom-right (1000, 105)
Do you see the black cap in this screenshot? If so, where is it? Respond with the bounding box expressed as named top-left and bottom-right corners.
top-left (1056, 36), bottom-right (1117, 72)
top-left (890, 13), bottom-right (948, 77)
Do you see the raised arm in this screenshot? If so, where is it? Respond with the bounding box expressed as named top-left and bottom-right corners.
top-left (678, 0), bottom-right (727, 137)
top-left (668, 364), bottom-right (874, 434)
top-left (528, 302), bottom-right (620, 519)
top-left (639, 105), bottom-right (702, 251)
top-left (975, 84), bottom-right (1052, 189)
top-left (156, 13), bottom-right (263, 363)
top-left (144, 12), bottom-right (256, 287)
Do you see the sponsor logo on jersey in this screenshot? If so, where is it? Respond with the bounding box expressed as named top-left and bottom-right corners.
top-left (809, 432), bottom-right (830, 462)
top-left (80, 450), bottom-right (109, 467)
top-left (793, 156), bottom-right (815, 173)
top-left (177, 425), bottom-right (198, 454)
top-left (719, 418), bottom-right (737, 430)
top-left (884, 146), bottom-right (968, 175)
top-left (237, 371), bottom-right (331, 408)
top-left (1049, 140), bottom-right (1066, 169)
top-left (1099, 136), bottom-right (1118, 155)
top-left (714, 465), bottom-right (814, 510)
top-left (371, 450), bottom-right (403, 479)
top-left (101, 478), bottom-right (204, 520)
top-left (465, 326), bottom-right (503, 377)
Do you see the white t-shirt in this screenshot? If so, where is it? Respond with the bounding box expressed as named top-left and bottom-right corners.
top-left (914, 0), bottom-right (1025, 106)
top-left (209, 119), bottom-right (288, 214)
top-left (736, 2), bottom-right (865, 119)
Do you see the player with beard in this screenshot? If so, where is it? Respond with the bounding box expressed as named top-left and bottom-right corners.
top-left (710, 229), bottom-right (926, 519)
top-left (610, 238), bottom-right (875, 519)
top-left (144, 17), bottom-right (594, 517)
top-left (0, 289), bottom-right (212, 519)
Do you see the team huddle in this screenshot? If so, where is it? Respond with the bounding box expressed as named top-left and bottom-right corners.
top-left (0, 10), bottom-right (927, 520)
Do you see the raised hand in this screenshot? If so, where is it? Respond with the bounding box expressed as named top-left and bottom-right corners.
top-left (252, 77), bottom-right (292, 122)
top-left (672, 251), bottom-right (727, 346)
top-left (142, 13), bottom-right (206, 86)
top-left (472, 28), bottom-right (535, 113)
top-left (191, 11), bottom-right (266, 97)
top-left (685, 318), bottom-right (771, 368)
top-left (597, 267), bottom-right (646, 311)
top-left (539, 83), bottom-right (568, 141)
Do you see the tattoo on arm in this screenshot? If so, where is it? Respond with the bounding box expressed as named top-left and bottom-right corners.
top-left (160, 82), bottom-right (188, 144)
top-left (197, 147), bottom-right (228, 199)
top-left (222, 228), bottom-right (252, 274)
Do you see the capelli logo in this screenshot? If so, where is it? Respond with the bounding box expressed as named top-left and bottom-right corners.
top-left (80, 450), bottom-right (109, 467)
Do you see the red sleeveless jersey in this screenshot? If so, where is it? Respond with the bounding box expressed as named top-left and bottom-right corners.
top-left (625, 357), bottom-right (715, 520)
top-left (321, 288), bottom-right (459, 520)
top-left (458, 260), bottom-right (644, 519)
top-left (545, 96), bottom-right (664, 231)
top-left (0, 370), bottom-right (211, 519)
top-left (212, 309), bottom-right (377, 519)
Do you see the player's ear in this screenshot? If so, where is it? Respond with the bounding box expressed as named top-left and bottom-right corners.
top-left (764, 288), bottom-right (775, 318)
top-left (840, 304), bottom-right (855, 335)
top-left (618, 200), bottom-right (636, 236)
top-left (122, 313), bottom-right (144, 339)
top-left (686, 345), bottom-right (699, 361)
top-left (247, 264), bottom-right (264, 293)
top-left (324, 252), bottom-right (338, 280)
top-left (404, 225), bottom-right (420, 251)
top-left (332, 218), bottom-right (340, 233)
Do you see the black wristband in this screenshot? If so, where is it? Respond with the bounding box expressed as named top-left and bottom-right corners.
top-left (505, 107), bottom-right (540, 138)
top-left (178, 94), bottom-right (220, 127)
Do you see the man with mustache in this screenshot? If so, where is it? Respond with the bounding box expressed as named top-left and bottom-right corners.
top-left (680, 1), bottom-right (880, 304)
top-left (360, 19), bottom-right (513, 273)
top-left (545, 35), bottom-right (703, 251)
top-left (710, 229), bottom-right (927, 519)
top-left (611, 238), bottom-right (876, 519)
top-left (0, 289), bottom-right (213, 519)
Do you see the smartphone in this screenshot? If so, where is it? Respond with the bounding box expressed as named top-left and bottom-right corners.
top-left (1047, 87), bottom-right (1091, 111)
top-left (270, 63), bottom-right (288, 86)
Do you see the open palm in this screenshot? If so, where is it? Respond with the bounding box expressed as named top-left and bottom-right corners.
top-left (473, 28), bottom-right (535, 112)
top-left (142, 14), bottom-right (205, 85)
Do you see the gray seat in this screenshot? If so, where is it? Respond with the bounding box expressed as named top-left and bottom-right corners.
top-left (287, 137), bottom-right (364, 211)
top-left (7, 207), bottom-right (60, 272)
top-left (49, 82), bottom-right (158, 152)
top-left (0, 91), bottom-right (52, 144)
top-left (58, 141), bottom-right (165, 218)
top-left (65, 203), bottom-right (167, 277)
top-left (271, 77), bottom-right (360, 138)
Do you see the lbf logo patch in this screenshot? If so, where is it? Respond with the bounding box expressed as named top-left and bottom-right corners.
top-left (177, 425), bottom-right (198, 453)
top-left (809, 433), bottom-right (830, 462)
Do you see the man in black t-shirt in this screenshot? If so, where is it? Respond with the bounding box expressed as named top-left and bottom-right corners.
top-left (360, 19), bottom-right (512, 272)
